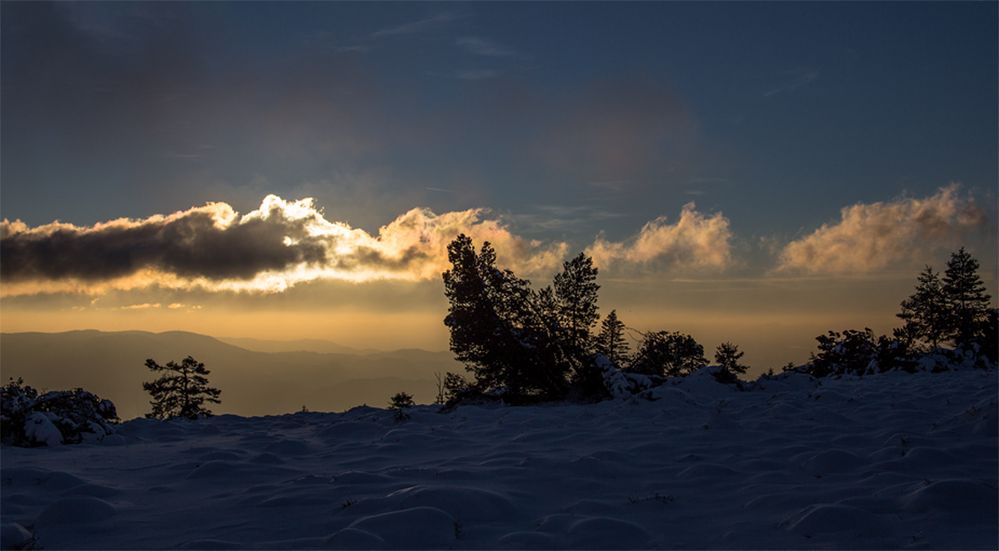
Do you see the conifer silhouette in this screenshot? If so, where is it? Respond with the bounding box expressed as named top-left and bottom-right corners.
top-left (595, 310), bottom-right (630, 367)
top-left (143, 356), bottom-right (221, 420)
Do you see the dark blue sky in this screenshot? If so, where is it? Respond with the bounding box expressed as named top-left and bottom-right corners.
top-left (3, 1), bottom-right (996, 246)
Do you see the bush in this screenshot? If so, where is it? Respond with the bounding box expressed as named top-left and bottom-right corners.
top-left (629, 331), bottom-right (707, 377)
top-left (807, 329), bottom-right (922, 377)
top-left (1, 378), bottom-right (118, 447)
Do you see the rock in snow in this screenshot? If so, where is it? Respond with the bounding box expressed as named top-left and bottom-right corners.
top-left (0, 369), bottom-right (996, 549)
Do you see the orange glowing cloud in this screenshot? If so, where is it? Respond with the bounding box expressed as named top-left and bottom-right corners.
top-left (586, 202), bottom-right (733, 272)
top-left (1, 195), bottom-right (568, 296)
top-left (776, 185), bottom-right (986, 274)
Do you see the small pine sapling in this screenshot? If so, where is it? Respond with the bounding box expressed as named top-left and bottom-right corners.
top-left (389, 391), bottom-right (415, 421)
top-left (714, 342), bottom-right (749, 383)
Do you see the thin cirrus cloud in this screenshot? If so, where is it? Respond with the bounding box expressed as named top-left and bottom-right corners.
top-left (776, 184), bottom-right (987, 275)
top-left (586, 203), bottom-right (733, 273)
top-left (456, 36), bottom-right (515, 57)
top-left (369, 12), bottom-right (462, 39)
top-left (0, 195), bottom-right (569, 297)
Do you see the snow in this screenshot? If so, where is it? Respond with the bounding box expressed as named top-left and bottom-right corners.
top-left (22, 412), bottom-right (63, 447)
top-left (1, 369), bottom-right (996, 549)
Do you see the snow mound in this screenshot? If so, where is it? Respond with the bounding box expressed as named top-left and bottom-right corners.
top-left (784, 504), bottom-right (894, 537)
top-left (344, 507), bottom-right (457, 547)
top-left (23, 413), bottom-right (62, 447)
top-left (1, 523), bottom-right (33, 550)
top-left (36, 496), bottom-right (116, 526)
top-left (385, 485), bottom-right (515, 521)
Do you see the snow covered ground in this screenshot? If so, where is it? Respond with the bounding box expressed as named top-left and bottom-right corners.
top-left (2, 368), bottom-right (996, 549)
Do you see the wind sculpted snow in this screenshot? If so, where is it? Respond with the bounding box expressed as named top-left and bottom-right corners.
top-left (1, 369), bottom-right (996, 549)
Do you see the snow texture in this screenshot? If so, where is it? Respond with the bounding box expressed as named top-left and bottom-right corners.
top-left (1, 369), bottom-right (996, 549)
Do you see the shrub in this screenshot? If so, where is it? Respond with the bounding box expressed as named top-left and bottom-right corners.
top-left (1, 378), bottom-right (118, 447)
top-left (629, 331), bottom-right (707, 377)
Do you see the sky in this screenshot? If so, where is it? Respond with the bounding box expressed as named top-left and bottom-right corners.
top-left (2, 2), bottom-right (997, 373)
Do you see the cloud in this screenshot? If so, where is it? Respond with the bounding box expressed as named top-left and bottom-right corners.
top-left (1, 195), bottom-right (568, 296)
top-left (586, 203), bottom-right (733, 272)
top-left (763, 68), bottom-right (820, 98)
top-left (455, 69), bottom-right (500, 81)
top-left (456, 36), bottom-right (515, 57)
top-left (775, 184), bottom-right (986, 274)
top-left (370, 12), bottom-right (461, 39)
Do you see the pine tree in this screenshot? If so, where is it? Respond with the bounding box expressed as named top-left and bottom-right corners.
top-left (143, 356), bottom-right (221, 420)
top-left (553, 253), bottom-right (600, 354)
top-left (595, 310), bottom-right (630, 367)
top-left (941, 247), bottom-right (992, 347)
top-left (714, 342), bottom-right (748, 376)
top-left (442, 234), bottom-right (568, 399)
top-left (897, 265), bottom-right (948, 348)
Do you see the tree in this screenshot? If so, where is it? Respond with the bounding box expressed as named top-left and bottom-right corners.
top-left (388, 391), bottom-right (415, 421)
top-left (442, 235), bottom-right (520, 392)
top-left (941, 247), bottom-right (992, 347)
top-left (442, 235), bottom-right (567, 399)
top-left (551, 253), bottom-right (603, 395)
top-left (595, 310), bottom-right (630, 367)
top-left (896, 266), bottom-right (948, 349)
top-left (714, 342), bottom-right (749, 377)
top-left (442, 371), bottom-right (472, 403)
top-left (553, 253), bottom-right (600, 354)
top-left (808, 329), bottom-right (878, 377)
top-left (629, 331), bottom-right (707, 377)
top-left (143, 356), bottom-right (221, 420)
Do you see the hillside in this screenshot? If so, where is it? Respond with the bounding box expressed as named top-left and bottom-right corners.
top-left (1, 368), bottom-right (996, 549)
top-left (0, 331), bottom-right (460, 418)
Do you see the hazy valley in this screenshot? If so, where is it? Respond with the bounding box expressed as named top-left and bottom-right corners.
top-left (0, 331), bottom-right (459, 419)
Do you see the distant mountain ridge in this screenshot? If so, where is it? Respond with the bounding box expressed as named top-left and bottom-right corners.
top-left (0, 330), bottom-right (460, 419)
top-left (216, 336), bottom-right (379, 355)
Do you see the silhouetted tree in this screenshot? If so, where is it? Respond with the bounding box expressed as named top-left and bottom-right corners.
top-left (388, 391), bottom-right (415, 421)
top-left (442, 235), bottom-right (568, 399)
top-left (554, 253), bottom-right (600, 353)
top-left (979, 308), bottom-right (999, 365)
top-left (809, 329), bottom-right (878, 377)
top-left (443, 235), bottom-right (525, 393)
top-left (629, 331), bottom-right (707, 377)
top-left (941, 247), bottom-right (992, 348)
top-left (442, 371), bottom-right (472, 403)
top-left (897, 266), bottom-right (948, 349)
top-left (552, 253), bottom-right (604, 396)
top-left (595, 310), bottom-right (630, 367)
top-left (714, 342), bottom-right (749, 381)
top-left (143, 356), bottom-right (221, 420)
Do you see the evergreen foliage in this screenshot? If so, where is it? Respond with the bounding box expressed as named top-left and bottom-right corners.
top-left (808, 329), bottom-right (918, 377)
top-left (809, 328), bottom-right (878, 377)
top-left (629, 331), bottom-right (707, 377)
top-left (941, 247), bottom-right (992, 347)
top-left (388, 391), bottom-right (415, 421)
top-left (1, 378), bottom-right (118, 446)
top-left (897, 266), bottom-right (948, 348)
top-left (553, 253), bottom-right (600, 354)
top-left (714, 342), bottom-right (749, 379)
top-left (595, 310), bottom-right (630, 367)
top-left (443, 235), bottom-right (603, 400)
top-left (143, 356), bottom-right (221, 420)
